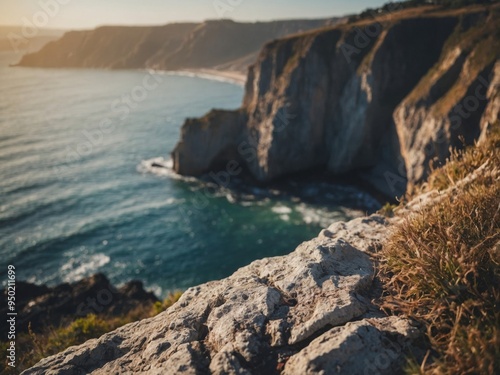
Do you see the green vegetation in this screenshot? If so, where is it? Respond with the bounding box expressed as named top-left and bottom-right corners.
top-left (152, 290), bottom-right (184, 315)
top-left (0, 292), bottom-right (182, 374)
top-left (378, 202), bottom-right (398, 217)
top-left (379, 126), bottom-right (500, 374)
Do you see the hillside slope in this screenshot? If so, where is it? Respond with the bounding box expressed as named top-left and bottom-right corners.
top-left (15, 19), bottom-right (340, 74)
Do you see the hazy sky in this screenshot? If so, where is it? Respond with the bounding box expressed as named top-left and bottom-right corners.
top-left (1, 0), bottom-right (390, 29)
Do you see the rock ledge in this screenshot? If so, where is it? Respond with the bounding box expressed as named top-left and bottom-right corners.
top-left (24, 213), bottom-right (420, 375)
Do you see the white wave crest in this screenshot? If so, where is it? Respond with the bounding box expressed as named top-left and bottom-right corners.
top-left (61, 253), bottom-right (111, 283)
top-left (271, 205), bottom-right (292, 215)
top-left (137, 157), bottom-right (197, 182)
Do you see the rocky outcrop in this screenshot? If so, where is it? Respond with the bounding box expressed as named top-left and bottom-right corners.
top-left (23, 159), bottom-right (497, 374)
top-left (172, 5), bottom-right (500, 196)
top-left (16, 19), bottom-right (340, 73)
top-left (24, 211), bottom-right (422, 374)
top-left (0, 274), bottom-right (158, 337)
top-left (282, 317), bottom-right (417, 375)
top-left (172, 109), bottom-right (247, 176)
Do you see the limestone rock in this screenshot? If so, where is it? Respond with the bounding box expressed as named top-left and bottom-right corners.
top-left (283, 317), bottom-right (419, 375)
top-left (24, 215), bottom-right (420, 375)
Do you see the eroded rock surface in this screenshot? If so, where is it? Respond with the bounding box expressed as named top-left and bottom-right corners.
top-left (24, 214), bottom-right (421, 375)
top-left (283, 317), bottom-right (418, 375)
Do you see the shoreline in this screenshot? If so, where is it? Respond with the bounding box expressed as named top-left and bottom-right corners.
top-left (168, 68), bottom-right (247, 85)
top-left (7, 52), bottom-right (248, 86)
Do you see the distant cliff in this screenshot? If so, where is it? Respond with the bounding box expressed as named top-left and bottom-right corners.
top-left (172, 4), bottom-right (500, 197)
top-left (15, 19), bottom-right (340, 73)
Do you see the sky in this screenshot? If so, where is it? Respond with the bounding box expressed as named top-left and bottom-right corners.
top-left (0, 0), bottom-right (390, 30)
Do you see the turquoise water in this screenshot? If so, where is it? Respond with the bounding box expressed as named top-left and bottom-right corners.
top-left (0, 51), bottom-right (376, 296)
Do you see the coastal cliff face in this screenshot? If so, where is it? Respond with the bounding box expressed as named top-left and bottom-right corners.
top-left (16, 19), bottom-right (339, 73)
top-left (394, 11), bottom-right (500, 184)
top-left (172, 5), bottom-right (500, 196)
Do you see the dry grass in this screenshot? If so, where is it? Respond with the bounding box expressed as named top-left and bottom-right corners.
top-left (420, 124), bottom-right (500, 194)
top-left (379, 126), bottom-right (500, 374)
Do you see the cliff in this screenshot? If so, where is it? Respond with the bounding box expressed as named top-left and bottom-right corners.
top-left (15, 19), bottom-right (340, 74)
top-left (172, 4), bottom-right (500, 197)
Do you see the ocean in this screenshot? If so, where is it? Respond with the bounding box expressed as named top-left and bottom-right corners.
top-left (0, 51), bottom-right (378, 297)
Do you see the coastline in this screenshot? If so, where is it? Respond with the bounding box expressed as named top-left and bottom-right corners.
top-left (168, 68), bottom-right (246, 85)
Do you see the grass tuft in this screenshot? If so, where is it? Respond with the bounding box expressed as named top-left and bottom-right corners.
top-left (379, 124), bottom-right (500, 374)
top-left (417, 123), bottom-right (500, 194)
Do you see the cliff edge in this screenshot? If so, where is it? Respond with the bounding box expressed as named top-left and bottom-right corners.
top-left (172, 4), bottom-right (500, 197)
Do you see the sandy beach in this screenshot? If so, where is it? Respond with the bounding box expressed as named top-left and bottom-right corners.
top-left (176, 68), bottom-right (247, 85)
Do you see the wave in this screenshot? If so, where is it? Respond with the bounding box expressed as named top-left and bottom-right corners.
top-left (61, 253), bottom-right (111, 283)
top-left (295, 203), bottom-right (362, 228)
top-left (271, 205), bottom-right (292, 215)
top-left (138, 158), bottom-right (373, 219)
top-left (137, 157), bottom-right (198, 183)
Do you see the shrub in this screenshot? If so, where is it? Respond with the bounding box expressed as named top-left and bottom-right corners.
top-left (153, 291), bottom-right (183, 315)
top-left (45, 314), bottom-right (111, 355)
top-left (414, 123), bottom-right (500, 196)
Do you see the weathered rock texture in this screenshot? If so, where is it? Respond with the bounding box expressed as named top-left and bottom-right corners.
top-left (24, 211), bottom-right (422, 374)
top-left (172, 5), bottom-right (500, 196)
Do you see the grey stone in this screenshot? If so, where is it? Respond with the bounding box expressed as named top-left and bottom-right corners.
top-left (24, 214), bottom-right (420, 375)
